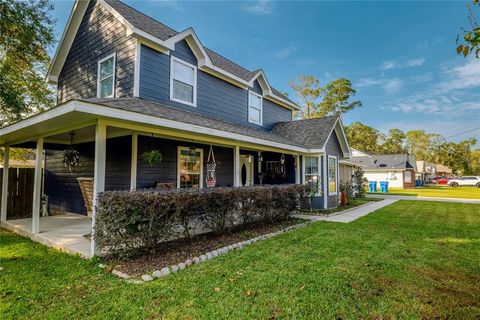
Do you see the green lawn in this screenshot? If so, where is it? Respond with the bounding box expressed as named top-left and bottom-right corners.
top-left (368, 185), bottom-right (480, 199)
top-left (1, 201), bottom-right (480, 319)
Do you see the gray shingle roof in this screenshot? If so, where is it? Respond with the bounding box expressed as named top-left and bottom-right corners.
top-left (104, 0), bottom-right (178, 40)
top-left (80, 97), bottom-right (305, 148)
top-left (271, 116), bottom-right (339, 149)
top-left (350, 154), bottom-right (417, 170)
top-left (104, 0), bottom-right (294, 105)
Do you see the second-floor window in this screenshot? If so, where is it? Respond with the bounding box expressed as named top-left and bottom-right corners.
top-left (170, 56), bottom-right (197, 107)
top-left (248, 91), bottom-right (263, 125)
top-left (97, 53), bottom-right (115, 98)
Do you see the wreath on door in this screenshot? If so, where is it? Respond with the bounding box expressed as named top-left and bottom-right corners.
top-left (206, 145), bottom-right (217, 188)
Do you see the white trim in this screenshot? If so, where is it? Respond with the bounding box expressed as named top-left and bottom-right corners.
top-left (304, 155), bottom-right (321, 195)
top-left (169, 56), bottom-right (197, 107)
top-left (234, 145), bottom-right (240, 187)
top-left (301, 155), bottom-right (305, 185)
top-left (97, 53), bottom-right (116, 98)
top-left (91, 121), bottom-right (107, 257)
top-left (322, 155), bottom-right (328, 209)
top-left (0, 101), bottom-right (322, 153)
top-left (295, 154), bottom-right (301, 184)
top-left (1, 146), bottom-right (9, 222)
top-left (248, 91), bottom-right (263, 126)
top-left (32, 138), bottom-right (44, 234)
top-left (130, 133), bottom-right (138, 190)
top-left (133, 40), bottom-right (141, 97)
top-left (327, 155), bottom-right (338, 196)
top-left (98, 0), bottom-right (135, 34)
top-left (177, 146), bottom-right (203, 189)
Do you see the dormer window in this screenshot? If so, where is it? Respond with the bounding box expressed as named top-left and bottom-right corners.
top-left (97, 53), bottom-right (115, 98)
top-left (170, 56), bottom-right (197, 107)
top-left (248, 91), bottom-right (263, 125)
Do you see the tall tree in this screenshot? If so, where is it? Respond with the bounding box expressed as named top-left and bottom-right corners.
top-left (456, 0), bottom-right (479, 58)
top-left (289, 75), bottom-right (323, 119)
top-left (318, 78), bottom-right (362, 117)
top-left (405, 130), bottom-right (442, 162)
top-left (470, 149), bottom-right (480, 174)
top-left (381, 128), bottom-right (406, 154)
top-left (434, 139), bottom-right (477, 175)
top-left (345, 122), bottom-right (382, 154)
top-left (290, 75), bottom-right (362, 119)
top-left (0, 0), bottom-right (56, 127)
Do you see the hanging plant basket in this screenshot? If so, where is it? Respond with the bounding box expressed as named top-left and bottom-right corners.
top-left (142, 149), bottom-right (163, 166)
top-left (63, 131), bottom-right (80, 172)
top-left (63, 149), bottom-right (80, 172)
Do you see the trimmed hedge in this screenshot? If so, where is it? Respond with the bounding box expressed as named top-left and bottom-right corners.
top-left (94, 184), bottom-right (309, 257)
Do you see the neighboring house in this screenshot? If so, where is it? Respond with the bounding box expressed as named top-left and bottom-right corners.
top-left (351, 153), bottom-right (417, 189)
top-left (416, 161), bottom-right (436, 183)
top-left (339, 149), bottom-right (366, 185)
top-left (0, 0), bottom-right (350, 255)
top-left (435, 164), bottom-right (454, 177)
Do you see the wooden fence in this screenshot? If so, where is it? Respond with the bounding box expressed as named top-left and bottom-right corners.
top-left (0, 168), bottom-right (35, 219)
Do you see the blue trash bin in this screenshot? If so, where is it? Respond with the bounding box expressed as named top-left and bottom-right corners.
top-left (380, 181), bottom-right (389, 193)
top-left (368, 181), bottom-right (377, 192)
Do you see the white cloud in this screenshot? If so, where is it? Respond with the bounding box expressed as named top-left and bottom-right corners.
top-left (294, 59), bottom-right (317, 66)
top-left (244, 0), bottom-right (274, 15)
top-left (357, 78), bottom-right (404, 94)
top-left (380, 57), bottom-right (426, 71)
top-left (437, 60), bottom-right (480, 91)
top-left (274, 45), bottom-right (297, 59)
top-left (411, 73), bottom-right (434, 83)
top-left (148, 0), bottom-right (184, 12)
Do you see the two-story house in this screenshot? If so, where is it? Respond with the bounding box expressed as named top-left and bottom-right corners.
top-left (0, 0), bottom-right (350, 256)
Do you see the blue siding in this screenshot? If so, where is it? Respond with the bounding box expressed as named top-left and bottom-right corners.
top-left (139, 43), bottom-right (292, 130)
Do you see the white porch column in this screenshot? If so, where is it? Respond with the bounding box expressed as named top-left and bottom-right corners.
top-left (322, 154), bottom-right (328, 209)
top-left (91, 121), bottom-right (107, 257)
top-left (130, 133), bottom-right (138, 191)
top-left (1, 146), bottom-right (10, 222)
top-left (32, 138), bottom-right (44, 234)
top-left (233, 145), bottom-right (240, 187)
top-left (295, 154), bottom-right (301, 184)
top-left (301, 155), bottom-right (306, 185)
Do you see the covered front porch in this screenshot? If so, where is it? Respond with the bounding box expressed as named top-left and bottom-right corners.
top-left (1, 100), bottom-right (331, 257)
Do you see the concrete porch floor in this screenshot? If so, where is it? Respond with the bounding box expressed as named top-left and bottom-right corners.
top-left (1, 213), bottom-right (92, 258)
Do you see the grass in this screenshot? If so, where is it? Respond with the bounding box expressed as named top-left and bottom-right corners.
top-left (300, 197), bottom-right (382, 215)
top-left (368, 185), bottom-right (480, 199)
top-left (1, 201), bottom-right (480, 319)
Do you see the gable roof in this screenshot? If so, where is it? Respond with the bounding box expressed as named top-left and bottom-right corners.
top-left (351, 154), bottom-right (417, 171)
top-left (271, 116), bottom-right (351, 157)
top-left (47, 0), bottom-right (298, 109)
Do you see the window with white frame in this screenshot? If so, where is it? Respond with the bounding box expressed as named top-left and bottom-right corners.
top-left (97, 53), bottom-right (116, 98)
top-left (328, 155), bottom-right (338, 195)
top-left (305, 156), bottom-right (320, 194)
top-left (170, 56), bottom-right (197, 106)
top-left (177, 147), bottom-right (203, 188)
top-left (248, 91), bottom-right (263, 125)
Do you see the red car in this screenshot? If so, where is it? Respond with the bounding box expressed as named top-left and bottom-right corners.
top-left (432, 177), bottom-right (451, 185)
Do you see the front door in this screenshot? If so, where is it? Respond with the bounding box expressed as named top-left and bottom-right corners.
top-left (240, 155), bottom-right (254, 186)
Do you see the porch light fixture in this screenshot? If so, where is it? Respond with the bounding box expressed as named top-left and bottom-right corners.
top-left (247, 155), bottom-right (252, 163)
top-left (280, 154), bottom-right (285, 165)
top-left (258, 152), bottom-right (263, 162)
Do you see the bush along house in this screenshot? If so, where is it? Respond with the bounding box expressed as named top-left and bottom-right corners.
top-left (0, 0), bottom-right (351, 257)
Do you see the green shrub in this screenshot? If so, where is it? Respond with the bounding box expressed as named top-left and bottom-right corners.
top-left (94, 184), bottom-right (309, 258)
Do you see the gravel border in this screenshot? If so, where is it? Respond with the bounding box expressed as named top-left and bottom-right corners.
top-left (106, 220), bottom-right (312, 282)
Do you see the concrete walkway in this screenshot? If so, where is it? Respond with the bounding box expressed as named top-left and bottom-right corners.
top-left (293, 199), bottom-right (399, 223)
top-left (368, 194), bottom-right (480, 204)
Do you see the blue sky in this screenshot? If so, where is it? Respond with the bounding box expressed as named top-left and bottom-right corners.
top-left (51, 0), bottom-right (480, 146)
